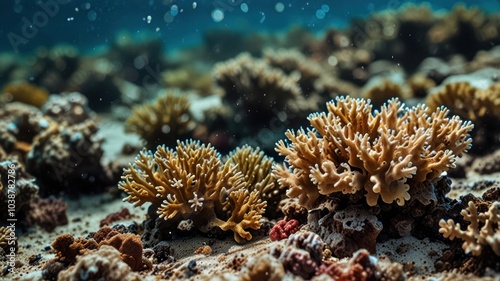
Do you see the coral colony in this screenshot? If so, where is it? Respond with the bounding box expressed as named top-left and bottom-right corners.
top-left (0, 3), bottom-right (500, 280)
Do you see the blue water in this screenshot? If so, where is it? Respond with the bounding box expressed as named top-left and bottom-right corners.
top-left (1, 0), bottom-right (499, 55)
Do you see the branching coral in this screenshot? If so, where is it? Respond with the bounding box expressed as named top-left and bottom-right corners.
top-left (226, 145), bottom-right (284, 218)
top-left (439, 201), bottom-right (500, 256)
top-left (427, 82), bottom-right (500, 125)
top-left (118, 140), bottom-right (267, 243)
top-left (125, 93), bottom-right (196, 149)
top-left (273, 96), bottom-right (473, 209)
top-left (427, 81), bottom-right (500, 153)
top-left (362, 80), bottom-right (407, 108)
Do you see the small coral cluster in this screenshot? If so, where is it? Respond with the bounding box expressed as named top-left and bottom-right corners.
top-left (46, 226), bottom-right (146, 280)
top-left (440, 201), bottom-right (500, 256)
top-left (119, 140), bottom-right (278, 243)
top-left (274, 96), bottom-right (473, 209)
top-left (427, 82), bottom-right (500, 125)
top-left (125, 93), bottom-right (198, 149)
top-left (427, 81), bottom-right (500, 153)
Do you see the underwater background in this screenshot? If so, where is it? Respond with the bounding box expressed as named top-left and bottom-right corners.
top-left (1, 0), bottom-right (499, 55)
top-left (1, 1), bottom-right (500, 280)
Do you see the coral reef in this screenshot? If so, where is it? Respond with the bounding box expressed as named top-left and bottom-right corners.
top-left (439, 201), bottom-right (500, 256)
top-left (26, 118), bottom-right (109, 195)
top-left (57, 245), bottom-right (143, 281)
top-left (119, 140), bottom-right (267, 243)
top-left (125, 93), bottom-right (197, 149)
top-left (274, 96), bottom-right (473, 209)
top-left (1, 82), bottom-right (49, 107)
top-left (26, 196), bottom-right (68, 232)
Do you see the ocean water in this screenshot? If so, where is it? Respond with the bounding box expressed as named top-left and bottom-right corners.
top-left (1, 0), bottom-right (499, 55)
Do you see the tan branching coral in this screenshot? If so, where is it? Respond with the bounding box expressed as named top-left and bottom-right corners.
top-left (439, 201), bottom-right (500, 256)
top-left (226, 145), bottom-right (284, 217)
top-left (0, 226), bottom-right (15, 254)
top-left (427, 82), bottom-right (500, 124)
top-left (362, 80), bottom-right (407, 108)
top-left (125, 93), bottom-right (195, 149)
top-left (118, 140), bottom-right (266, 243)
top-left (274, 96), bottom-right (473, 209)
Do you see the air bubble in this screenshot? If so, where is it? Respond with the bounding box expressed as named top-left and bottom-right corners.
top-left (164, 12), bottom-right (174, 23)
top-left (211, 9), bottom-right (224, 22)
top-left (315, 9), bottom-right (325, 19)
top-left (87, 10), bottom-right (97, 21)
top-left (321, 4), bottom-right (330, 12)
top-left (240, 3), bottom-right (248, 13)
top-left (275, 2), bottom-right (284, 12)
top-left (171, 5), bottom-right (179, 16)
